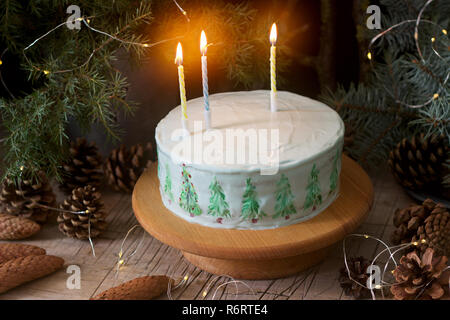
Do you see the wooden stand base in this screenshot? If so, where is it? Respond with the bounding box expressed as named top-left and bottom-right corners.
top-left (132, 155), bottom-right (373, 280)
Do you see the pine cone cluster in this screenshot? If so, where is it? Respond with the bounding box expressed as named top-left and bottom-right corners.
top-left (339, 256), bottom-right (371, 299)
top-left (0, 171), bottom-right (56, 224)
top-left (105, 143), bottom-right (153, 193)
top-left (57, 185), bottom-right (107, 240)
top-left (60, 138), bottom-right (103, 192)
top-left (388, 133), bottom-right (449, 191)
top-left (392, 198), bottom-right (450, 256)
top-left (391, 248), bottom-right (449, 300)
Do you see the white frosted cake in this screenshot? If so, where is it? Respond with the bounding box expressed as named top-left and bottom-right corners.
top-left (155, 90), bottom-right (344, 229)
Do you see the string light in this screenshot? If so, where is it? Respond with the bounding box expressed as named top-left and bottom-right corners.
top-left (21, 0), bottom-right (188, 76)
top-left (343, 233), bottom-right (449, 300)
top-left (367, 0), bottom-right (449, 109)
top-left (367, 52), bottom-right (372, 60)
top-left (0, 59), bottom-right (2, 65)
top-left (15, 165), bottom-right (96, 255)
top-left (115, 225), bottom-right (146, 275)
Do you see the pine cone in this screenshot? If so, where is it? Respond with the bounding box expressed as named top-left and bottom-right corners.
top-left (339, 256), bottom-right (371, 299)
top-left (388, 133), bottom-right (449, 191)
top-left (57, 185), bottom-right (107, 240)
top-left (0, 243), bottom-right (46, 264)
top-left (391, 248), bottom-right (449, 300)
top-left (91, 275), bottom-right (172, 300)
top-left (413, 203), bottom-right (450, 256)
top-left (0, 171), bottom-right (56, 224)
top-left (60, 138), bottom-right (103, 192)
top-left (105, 143), bottom-right (153, 193)
top-left (0, 213), bottom-right (40, 240)
top-left (392, 199), bottom-right (450, 256)
top-left (0, 255), bottom-right (64, 294)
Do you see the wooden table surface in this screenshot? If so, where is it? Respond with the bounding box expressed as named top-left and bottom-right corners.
top-left (0, 166), bottom-right (412, 300)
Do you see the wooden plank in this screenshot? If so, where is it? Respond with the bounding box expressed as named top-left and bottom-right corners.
top-left (0, 165), bottom-right (406, 300)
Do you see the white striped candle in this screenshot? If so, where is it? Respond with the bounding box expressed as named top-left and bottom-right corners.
top-left (270, 23), bottom-right (277, 112)
top-left (200, 30), bottom-right (211, 130)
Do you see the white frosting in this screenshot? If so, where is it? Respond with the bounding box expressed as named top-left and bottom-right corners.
top-left (155, 90), bottom-right (345, 229)
top-left (156, 90), bottom-right (344, 172)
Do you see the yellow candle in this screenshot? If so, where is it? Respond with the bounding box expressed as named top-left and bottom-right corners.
top-left (175, 42), bottom-right (188, 132)
top-left (270, 23), bottom-right (277, 112)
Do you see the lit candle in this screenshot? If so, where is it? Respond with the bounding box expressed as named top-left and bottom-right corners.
top-left (175, 42), bottom-right (188, 134)
top-left (200, 30), bottom-right (211, 130)
top-left (270, 23), bottom-right (277, 112)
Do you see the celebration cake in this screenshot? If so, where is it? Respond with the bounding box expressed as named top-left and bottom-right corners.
top-left (155, 90), bottom-right (344, 229)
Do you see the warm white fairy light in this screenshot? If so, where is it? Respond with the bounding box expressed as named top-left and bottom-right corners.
top-left (115, 225), bottom-right (146, 275)
top-left (342, 233), bottom-right (448, 300)
top-left (21, 0), bottom-right (188, 76)
top-left (367, 0), bottom-right (449, 109)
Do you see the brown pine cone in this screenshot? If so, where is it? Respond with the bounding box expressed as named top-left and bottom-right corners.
top-left (392, 199), bottom-right (450, 256)
top-left (0, 255), bottom-right (64, 294)
top-left (0, 243), bottom-right (46, 264)
top-left (388, 133), bottom-right (449, 191)
top-left (339, 256), bottom-right (371, 299)
top-left (60, 138), bottom-right (103, 193)
top-left (0, 213), bottom-right (41, 240)
top-left (391, 248), bottom-right (449, 300)
top-left (57, 185), bottom-right (107, 240)
top-left (391, 199), bottom-right (432, 245)
top-left (413, 203), bottom-right (450, 256)
top-left (105, 142), bottom-right (153, 193)
top-left (91, 275), bottom-right (172, 300)
top-left (0, 171), bottom-right (56, 224)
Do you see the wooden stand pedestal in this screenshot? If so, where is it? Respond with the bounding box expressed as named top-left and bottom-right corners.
top-left (132, 155), bottom-right (373, 280)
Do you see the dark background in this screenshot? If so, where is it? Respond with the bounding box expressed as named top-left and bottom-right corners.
top-left (1, 0), bottom-right (360, 155)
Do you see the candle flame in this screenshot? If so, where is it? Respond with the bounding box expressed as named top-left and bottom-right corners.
top-left (175, 42), bottom-right (183, 65)
top-left (200, 30), bottom-right (207, 56)
top-left (270, 23), bottom-right (277, 45)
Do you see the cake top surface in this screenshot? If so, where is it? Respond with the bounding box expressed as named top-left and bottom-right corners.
top-left (156, 90), bottom-right (344, 172)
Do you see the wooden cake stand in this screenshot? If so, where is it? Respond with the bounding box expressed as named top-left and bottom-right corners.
top-left (132, 155), bottom-right (373, 280)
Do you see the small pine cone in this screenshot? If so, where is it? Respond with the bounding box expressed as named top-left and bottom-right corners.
top-left (105, 143), bottom-right (153, 193)
top-left (57, 185), bottom-right (107, 240)
top-left (0, 255), bottom-right (64, 294)
top-left (391, 199), bottom-right (435, 246)
top-left (391, 248), bottom-right (449, 300)
top-left (0, 213), bottom-right (40, 240)
top-left (0, 171), bottom-right (56, 224)
top-left (60, 138), bottom-right (103, 193)
top-left (388, 133), bottom-right (449, 191)
top-left (0, 243), bottom-right (46, 264)
top-left (339, 256), bottom-right (371, 299)
top-left (91, 275), bottom-right (172, 300)
top-left (413, 203), bottom-right (450, 256)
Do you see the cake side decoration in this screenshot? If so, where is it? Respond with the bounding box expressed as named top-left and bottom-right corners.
top-left (241, 178), bottom-right (267, 224)
top-left (304, 164), bottom-right (322, 211)
top-left (179, 164), bottom-right (202, 217)
top-left (207, 177), bottom-right (231, 224)
top-left (329, 147), bottom-right (340, 195)
top-left (273, 174), bottom-right (297, 220)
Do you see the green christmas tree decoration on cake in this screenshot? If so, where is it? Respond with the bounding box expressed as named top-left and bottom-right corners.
top-left (273, 174), bottom-right (297, 220)
top-left (304, 164), bottom-right (322, 211)
top-left (207, 177), bottom-right (231, 224)
top-left (329, 148), bottom-right (340, 195)
top-left (179, 164), bottom-right (202, 217)
top-left (241, 178), bottom-right (266, 223)
top-left (164, 164), bottom-right (174, 204)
